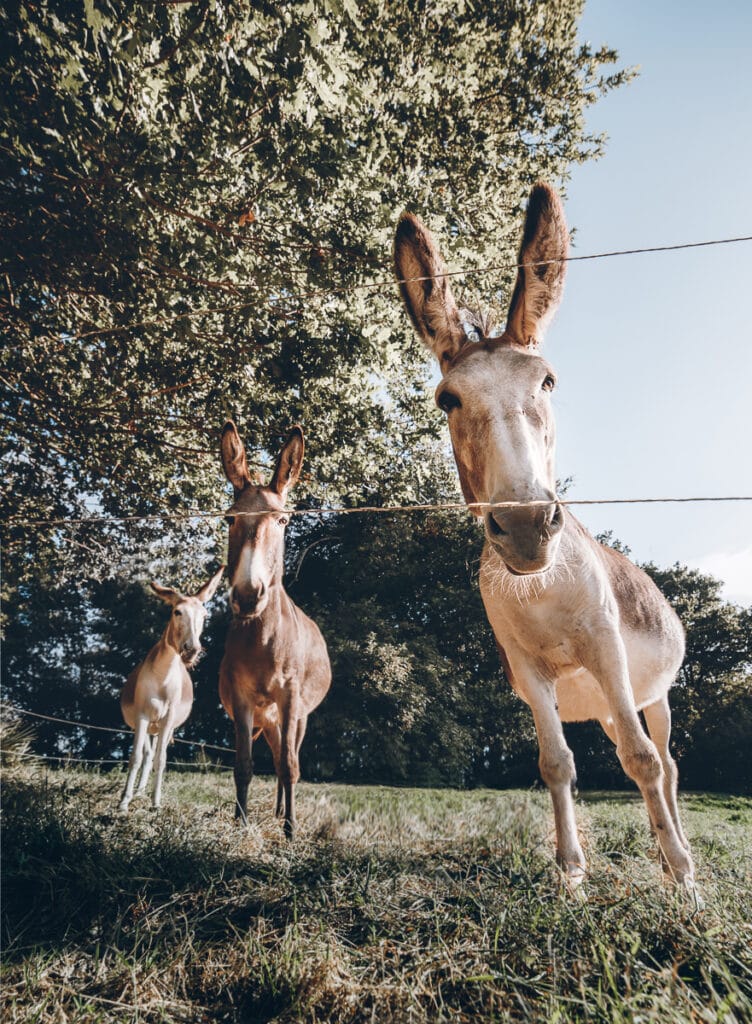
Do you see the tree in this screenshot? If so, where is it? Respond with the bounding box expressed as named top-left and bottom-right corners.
top-left (1, 0), bottom-right (629, 585)
top-left (2, 0), bottom-right (644, 789)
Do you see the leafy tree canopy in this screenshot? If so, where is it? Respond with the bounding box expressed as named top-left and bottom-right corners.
top-left (1, 0), bottom-right (629, 587)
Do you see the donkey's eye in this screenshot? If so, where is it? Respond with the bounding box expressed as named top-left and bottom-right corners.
top-left (542, 375), bottom-right (556, 392)
top-left (225, 515), bottom-right (236, 526)
top-left (174, 610), bottom-right (182, 617)
top-left (437, 390), bottom-right (461, 413)
top-left (278, 516), bottom-right (289, 527)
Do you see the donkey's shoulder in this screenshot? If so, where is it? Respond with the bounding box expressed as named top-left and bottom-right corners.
top-left (569, 515), bottom-right (682, 641)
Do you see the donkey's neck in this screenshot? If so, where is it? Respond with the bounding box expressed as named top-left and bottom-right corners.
top-left (232, 581), bottom-right (292, 641)
top-left (147, 633), bottom-right (183, 674)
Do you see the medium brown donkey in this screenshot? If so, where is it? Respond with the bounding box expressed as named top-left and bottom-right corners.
top-left (394, 185), bottom-right (695, 890)
top-left (219, 421), bottom-right (331, 838)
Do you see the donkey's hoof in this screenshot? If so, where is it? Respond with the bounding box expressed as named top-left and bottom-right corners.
top-left (683, 877), bottom-right (705, 912)
top-left (562, 866), bottom-right (587, 895)
top-left (118, 800), bottom-right (130, 814)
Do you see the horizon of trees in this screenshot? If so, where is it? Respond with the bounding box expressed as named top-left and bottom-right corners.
top-left (4, 516), bottom-right (751, 794)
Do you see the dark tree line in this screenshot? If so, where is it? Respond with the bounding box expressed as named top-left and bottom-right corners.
top-left (4, 512), bottom-right (750, 793)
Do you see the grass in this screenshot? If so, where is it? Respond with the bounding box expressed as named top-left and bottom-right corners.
top-left (1, 765), bottom-right (751, 1023)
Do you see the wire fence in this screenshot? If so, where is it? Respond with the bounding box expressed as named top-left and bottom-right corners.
top-left (5, 231), bottom-right (752, 530)
top-left (5, 494), bottom-right (752, 530)
top-left (3, 703), bottom-right (234, 759)
top-left (66, 233), bottom-right (752, 340)
top-left (12, 751), bottom-right (233, 772)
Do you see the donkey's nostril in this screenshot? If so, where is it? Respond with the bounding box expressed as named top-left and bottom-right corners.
top-left (488, 514), bottom-right (509, 537)
top-left (549, 503), bottom-right (564, 533)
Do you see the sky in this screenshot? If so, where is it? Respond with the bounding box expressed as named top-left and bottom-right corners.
top-left (548, 0), bottom-right (752, 603)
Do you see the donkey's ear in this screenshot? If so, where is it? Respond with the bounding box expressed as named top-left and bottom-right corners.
top-left (394, 212), bottom-right (467, 368)
top-left (194, 565), bottom-right (225, 604)
top-left (270, 426), bottom-right (304, 498)
top-left (505, 184), bottom-right (568, 348)
top-left (221, 421), bottom-right (252, 494)
top-left (150, 581), bottom-right (180, 605)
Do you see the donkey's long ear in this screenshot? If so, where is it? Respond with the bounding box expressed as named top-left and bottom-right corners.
top-left (505, 184), bottom-right (568, 348)
top-left (194, 565), bottom-right (225, 604)
top-left (394, 212), bottom-right (467, 367)
top-left (221, 421), bottom-right (252, 494)
top-left (270, 426), bottom-right (304, 498)
top-left (150, 581), bottom-right (181, 605)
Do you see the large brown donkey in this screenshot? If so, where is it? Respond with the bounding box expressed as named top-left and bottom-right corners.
top-left (219, 422), bottom-right (331, 838)
top-left (394, 185), bottom-right (695, 891)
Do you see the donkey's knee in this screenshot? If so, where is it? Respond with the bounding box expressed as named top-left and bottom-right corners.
top-left (539, 747), bottom-right (576, 791)
top-left (618, 738), bottom-right (663, 788)
top-left (279, 766), bottom-right (300, 790)
top-left (661, 751), bottom-right (679, 790)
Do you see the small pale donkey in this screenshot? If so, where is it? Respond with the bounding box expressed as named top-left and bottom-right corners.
top-left (394, 184), bottom-right (695, 890)
top-left (219, 422), bottom-right (331, 839)
top-left (119, 567), bottom-right (225, 812)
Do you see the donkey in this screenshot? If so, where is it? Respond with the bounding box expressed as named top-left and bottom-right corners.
top-left (219, 421), bottom-right (331, 838)
top-left (394, 184), bottom-right (695, 888)
top-left (119, 567), bottom-right (225, 812)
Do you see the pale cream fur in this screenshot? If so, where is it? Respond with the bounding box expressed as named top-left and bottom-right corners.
top-left (394, 185), bottom-right (695, 890)
top-left (118, 568), bottom-right (224, 812)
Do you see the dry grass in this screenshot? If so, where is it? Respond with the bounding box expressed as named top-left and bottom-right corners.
top-left (2, 764), bottom-right (751, 1023)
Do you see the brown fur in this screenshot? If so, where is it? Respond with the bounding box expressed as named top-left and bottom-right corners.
top-left (219, 422), bottom-right (331, 838)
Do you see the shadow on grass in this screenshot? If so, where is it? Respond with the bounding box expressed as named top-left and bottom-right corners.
top-left (3, 771), bottom-right (752, 1023)
top-left (2, 771), bottom-right (541, 966)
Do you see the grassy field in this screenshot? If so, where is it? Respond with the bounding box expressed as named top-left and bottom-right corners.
top-left (1, 764), bottom-right (750, 1023)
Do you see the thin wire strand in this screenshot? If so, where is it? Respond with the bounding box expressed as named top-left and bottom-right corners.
top-left (15, 750), bottom-right (232, 771)
top-left (3, 704), bottom-right (232, 756)
top-left (5, 495), bottom-right (752, 530)
top-left (67, 233), bottom-right (752, 340)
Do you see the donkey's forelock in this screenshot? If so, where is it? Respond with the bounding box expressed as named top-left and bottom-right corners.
top-left (459, 305), bottom-right (500, 344)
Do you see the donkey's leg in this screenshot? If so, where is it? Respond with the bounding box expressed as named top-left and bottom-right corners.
top-left (119, 718), bottom-right (149, 812)
top-left (643, 697), bottom-right (690, 853)
top-left (294, 713), bottom-right (308, 760)
top-left (151, 721), bottom-right (174, 809)
top-left (233, 704), bottom-right (255, 824)
top-left (599, 718), bottom-right (617, 744)
top-left (280, 699), bottom-right (302, 840)
top-left (263, 722), bottom-right (285, 818)
top-left (523, 675), bottom-right (587, 886)
top-left (136, 735), bottom-right (156, 795)
top-left (582, 629), bottom-right (694, 884)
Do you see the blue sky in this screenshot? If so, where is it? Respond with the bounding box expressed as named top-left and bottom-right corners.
top-left (548, 0), bottom-right (752, 603)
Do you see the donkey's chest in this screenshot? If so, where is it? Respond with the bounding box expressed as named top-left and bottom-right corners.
top-left (222, 631), bottom-right (304, 699)
top-left (481, 580), bottom-right (588, 676)
top-left (142, 661), bottom-right (186, 700)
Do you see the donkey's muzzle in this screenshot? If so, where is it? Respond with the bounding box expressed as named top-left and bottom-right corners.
top-left (232, 583), bottom-right (267, 618)
top-left (181, 643), bottom-right (203, 668)
top-left (486, 500), bottom-right (564, 573)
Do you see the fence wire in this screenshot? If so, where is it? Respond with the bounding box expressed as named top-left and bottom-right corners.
top-left (3, 703), bottom-right (233, 758)
top-left (5, 494), bottom-right (752, 530)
